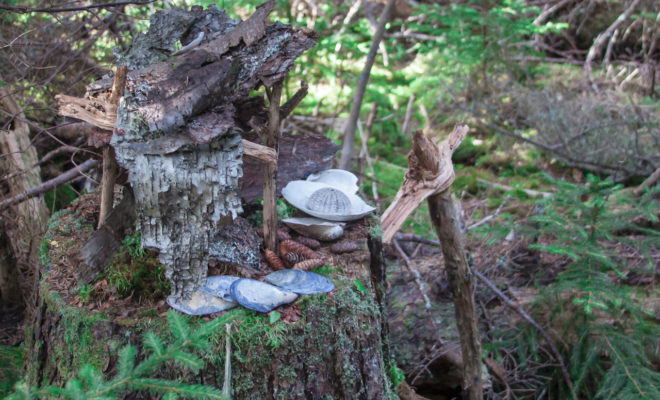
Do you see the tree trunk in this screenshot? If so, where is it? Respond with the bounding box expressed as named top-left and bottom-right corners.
top-left (0, 86), bottom-right (49, 311)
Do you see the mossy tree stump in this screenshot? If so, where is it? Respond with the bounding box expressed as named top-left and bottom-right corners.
top-left (26, 200), bottom-right (395, 399)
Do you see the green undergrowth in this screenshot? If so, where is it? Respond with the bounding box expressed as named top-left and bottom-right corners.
top-left (480, 175), bottom-right (660, 399)
top-left (102, 232), bottom-right (170, 301)
top-left (0, 345), bottom-right (23, 397)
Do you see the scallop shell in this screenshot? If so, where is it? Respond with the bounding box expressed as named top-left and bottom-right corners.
top-left (265, 270), bottom-right (335, 295)
top-left (307, 187), bottom-right (351, 214)
top-left (281, 181), bottom-right (375, 221)
top-left (306, 169), bottom-right (359, 194)
top-left (167, 290), bottom-right (237, 316)
top-left (283, 217), bottom-right (344, 241)
top-left (229, 279), bottom-right (298, 313)
top-left (200, 276), bottom-right (240, 302)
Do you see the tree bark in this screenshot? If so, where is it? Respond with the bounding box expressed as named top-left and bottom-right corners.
top-left (0, 86), bottom-right (49, 310)
top-left (262, 82), bottom-right (282, 252)
top-left (428, 191), bottom-right (483, 400)
top-left (338, 0), bottom-right (396, 170)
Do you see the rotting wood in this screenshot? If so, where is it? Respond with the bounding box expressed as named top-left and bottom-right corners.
top-left (97, 66), bottom-right (127, 229)
top-left (380, 126), bottom-right (483, 399)
top-left (262, 81), bottom-right (283, 252)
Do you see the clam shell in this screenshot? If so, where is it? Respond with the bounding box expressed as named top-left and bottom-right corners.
top-left (265, 270), bottom-right (335, 295)
top-left (306, 169), bottom-right (359, 194)
top-left (229, 279), bottom-right (298, 313)
top-left (307, 187), bottom-right (351, 214)
top-left (282, 217), bottom-right (344, 241)
top-left (167, 290), bottom-right (237, 316)
top-left (200, 275), bottom-right (240, 302)
top-left (281, 181), bottom-right (375, 221)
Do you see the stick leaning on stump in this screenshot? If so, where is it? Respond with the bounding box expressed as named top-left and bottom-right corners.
top-left (381, 125), bottom-right (484, 400)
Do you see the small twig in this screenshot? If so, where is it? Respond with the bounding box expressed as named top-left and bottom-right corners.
top-left (357, 103), bottom-right (379, 201)
top-left (0, 159), bottom-right (99, 212)
top-left (467, 195), bottom-right (511, 230)
top-left (471, 268), bottom-right (576, 399)
top-left (477, 178), bottom-right (552, 198)
top-left (401, 96), bottom-right (415, 137)
top-left (393, 239), bottom-right (432, 310)
top-left (223, 323), bottom-right (232, 399)
top-left (0, 0), bottom-right (154, 13)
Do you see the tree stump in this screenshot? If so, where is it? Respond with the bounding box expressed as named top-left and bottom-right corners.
top-left (26, 202), bottom-right (395, 399)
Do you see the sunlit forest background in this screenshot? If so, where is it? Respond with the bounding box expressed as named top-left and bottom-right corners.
top-left (1, 0), bottom-right (659, 399)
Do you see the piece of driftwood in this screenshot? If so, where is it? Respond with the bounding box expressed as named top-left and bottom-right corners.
top-left (77, 189), bottom-right (136, 284)
top-left (381, 126), bottom-right (468, 243)
top-left (381, 126), bottom-right (483, 400)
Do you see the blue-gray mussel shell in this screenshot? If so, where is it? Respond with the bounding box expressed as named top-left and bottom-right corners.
top-left (200, 275), bottom-right (240, 302)
top-left (167, 290), bottom-right (237, 316)
top-left (264, 269), bottom-right (335, 295)
top-left (229, 279), bottom-right (298, 313)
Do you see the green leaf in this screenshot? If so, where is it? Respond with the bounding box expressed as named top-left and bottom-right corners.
top-left (269, 311), bottom-right (281, 324)
top-left (355, 279), bottom-right (367, 293)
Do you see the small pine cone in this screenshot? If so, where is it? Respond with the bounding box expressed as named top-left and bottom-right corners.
top-left (265, 248), bottom-right (286, 270)
top-left (277, 228), bottom-right (292, 241)
top-left (295, 236), bottom-right (321, 249)
top-left (257, 227), bottom-right (291, 241)
top-left (284, 252), bottom-right (306, 267)
top-left (280, 239), bottom-right (320, 260)
top-left (330, 241), bottom-right (360, 254)
top-left (292, 258), bottom-right (326, 271)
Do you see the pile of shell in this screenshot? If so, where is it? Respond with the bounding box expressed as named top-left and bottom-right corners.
top-left (167, 269), bottom-right (335, 315)
top-left (281, 169), bottom-right (375, 240)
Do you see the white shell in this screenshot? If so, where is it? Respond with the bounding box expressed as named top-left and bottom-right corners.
top-left (167, 290), bottom-right (236, 316)
top-left (282, 180), bottom-right (375, 221)
top-left (307, 187), bottom-right (351, 214)
top-left (283, 217), bottom-right (344, 241)
top-left (306, 169), bottom-right (359, 194)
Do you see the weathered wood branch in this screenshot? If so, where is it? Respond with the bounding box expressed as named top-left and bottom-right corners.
top-left (381, 126), bottom-right (468, 243)
top-left (262, 81), bottom-right (283, 252)
top-left (338, 0), bottom-right (396, 170)
top-left (242, 139), bottom-right (276, 165)
top-left (0, 159), bottom-right (99, 212)
top-left (380, 125), bottom-right (483, 399)
top-left (98, 66), bottom-right (127, 229)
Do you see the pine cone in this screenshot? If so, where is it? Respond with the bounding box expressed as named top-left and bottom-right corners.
top-left (330, 241), bottom-right (360, 254)
top-left (295, 236), bottom-right (321, 249)
top-left (284, 252), bottom-right (306, 267)
top-left (280, 239), bottom-right (320, 260)
top-left (264, 248), bottom-right (286, 270)
top-left (292, 258), bottom-right (326, 271)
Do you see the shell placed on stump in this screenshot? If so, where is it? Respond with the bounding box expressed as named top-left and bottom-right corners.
top-left (265, 269), bottom-right (335, 295)
top-left (167, 290), bottom-right (237, 316)
top-left (282, 179), bottom-right (375, 222)
top-left (307, 187), bottom-right (351, 215)
top-left (229, 278), bottom-right (298, 313)
top-left (200, 275), bottom-right (240, 302)
top-left (283, 217), bottom-right (344, 241)
top-left (306, 169), bottom-right (359, 194)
